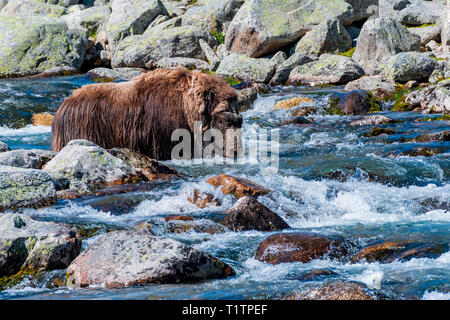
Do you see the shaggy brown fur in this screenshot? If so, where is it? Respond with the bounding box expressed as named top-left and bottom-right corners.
top-left (52, 67), bottom-right (242, 160)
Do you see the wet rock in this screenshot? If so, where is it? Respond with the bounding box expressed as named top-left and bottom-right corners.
top-left (164, 215), bottom-right (194, 222)
top-left (414, 130), bottom-right (450, 142)
top-left (273, 97), bottom-right (314, 111)
top-left (43, 140), bottom-right (142, 195)
top-left (216, 54), bottom-right (276, 83)
top-left (225, 0), bottom-right (354, 58)
top-left (31, 66), bottom-right (78, 79)
top-left (166, 219), bottom-right (227, 235)
top-left (0, 141), bottom-right (10, 153)
top-left (31, 113), bottom-right (54, 127)
top-left (407, 25), bottom-right (441, 45)
top-left (292, 269), bottom-right (338, 282)
top-left (403, 79), bottom-right (450, 114)
top-left (66, 229), bottom-right (235, 288)
top-left (294, 18), bottom-right (352, 57)
top-left (269, 52), bottom-right (316, 86)
top-left (156, 57), bottom-right (210, 70)
top-left (206, 174), bottom-right (271, 199)
top-left (290, 107), bottom-right (318, 117)
top-left (107, 148), bottom-right (181, 181)
top-left (351, 240), bottom-right (449, 263)
top-left (0, 214), bottom-right (81, 277)
top-left (364, 127), bottom-right (397, 137)
top-left (277, 116), bottom-right (312, 126)
top-left (62, 5), bottom-right (110, 35)
top-left (288, 54), bottom-right (365, 85)
top-left (287, 280), bottom-right (383, 300)
top-left (187, 189), bottom-right (221, 209)
top-left (86, 67), bottom-right (146, 82)
top-left (379, 52), bottom-right (436, 83)
top-left (344, 75), bottom-right (397, 100)
top-left (401, 147), bottom-right (441, 157)
top-left (255, 232), bottom-right (346, 265)
top-left (0, 166), bottom-right (56, 211)
top-left (222, 196), bottom-right (290, 232)
top-left (328, 90), bottom-right (381, 115)
top-left (351, 115), bottom-right (394, 126)
top-left (352, 18), bottom-right (421, 74)
top-left (0, 149), bottom-right (56, 169)
top-left (112, 25), bottom-right (217, 68)
top-left (0, 15), bottom-right (88, 77)
top-left (100, 0), bottom-right (167, 49)
top-left (236, 87), bottom-right (258, 112)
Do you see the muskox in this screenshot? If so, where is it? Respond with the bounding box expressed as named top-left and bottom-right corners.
top-left (52, 67), bottom-right (243, 160)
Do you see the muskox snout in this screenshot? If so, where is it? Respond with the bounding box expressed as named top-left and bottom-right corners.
top-left (215, 112), bottom-right (243, 129)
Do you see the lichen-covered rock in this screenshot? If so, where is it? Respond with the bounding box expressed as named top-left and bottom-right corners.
top-left (269, 52), bottom-right (316, 85)
top-left (100, 0), bottom-right (167, 49)
top-left (353, 18), bottom-right (421, 74)
top-left (344, 75), bottom-right (397, 100)
top-left (288, 54), bottom-right (364, 85)
top-left (156, 57), bottom-right (210, 70)
top-left (379, 0), bottom-right (444, 26)
top-left (0, 214), bottom-right (81, 277)
top-left (66, 229), bottom-right (235, 288)
top-left (346, 0), bottom-right (379, 21)
top-left (0, 149), bottom-right (56, 169)
top-left (86, 67), bottom-right (146, 82)
top-left (216, 54), bottom-right (276, 83)
top-left (62, 5), bottom-right (110, 34)
top-left (107, 148), bottom-right (181, 181)
top-left (31, 66), bottom-right (78, 79)
top-left (225, 0), bottom-right (354, 58)
top-left (351, 240), bottom-right (448, 263)
top-left (43, 140), bottom-right (142, 194)
top-left (199, 39), bottom-right (221, 71)
top-left (351, 115), bottom-right (394, 126)
top-left (255, 232), bottom-right (346, 265)
top-left (181, 0), bottom-right (244, 32)
top-left (403, 79), bottom-right (450, 113)
top-left (407, 25), bottom-right (441, 45)
top-left (1, 0), bottom-right (67, 17)
top-left (294, 18), bottom-right (352, 56)
top-left (206, 174), bottom-right (271, 199)
top-left (40, 0), bottom-right (80, 7)
top-left (379, 52), bottom-right (436, 83)
top-left (287, 280), bottom-right (383, 300)
top-left (0, 166), bottom-right (56, 211)
top-left (112, 25), bottom-right (217, 68)
top-left (428, 60), bottom-right (449, 84)
top-left (0, 141), bottom-right (9, 153)
top-left (222, 196), bottom-right (290, 231)
top-left (328, 90), bottom-right (381, 115)
top-left (0, 15), bottom-right (88, 78)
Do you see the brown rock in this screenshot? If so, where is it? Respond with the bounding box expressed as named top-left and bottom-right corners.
top-left (187, 189), bottom-right (221, 209)
top-left (293, 269), bottom-right (338, 282)
top-left (274, 97), bottom-right (314, 111)
top-left (206, 174), bottom-right (271, 199)
top-left (287, 280), bottom-right (382, 300)
top-left (164, 215), bottom-right (194, 222)
top-left (255, 232), bottom-right (346, 265)
top-left (290, 107), bottom-right (318, 117)
top-left (32, 113), bottom-right (54, 127)
top-left (222, 196), bottom-right (290, 232)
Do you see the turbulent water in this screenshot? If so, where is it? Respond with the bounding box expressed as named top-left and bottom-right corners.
top-left (0, 76), bottom-right (449, 300)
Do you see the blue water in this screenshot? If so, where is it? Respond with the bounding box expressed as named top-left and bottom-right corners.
top-left (0, 76), bottom-right (449, 300)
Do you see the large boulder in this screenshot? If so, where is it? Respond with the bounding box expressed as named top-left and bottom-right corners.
top-left (86, 67), bottom-right (146, 82)
top-left (294, 18), bottom-right (352, 56)
top-left (344, 75), bottom-right (397, 100)
top-left (407, 25), bottom-right (441, 45)
top-left (156, 57), bottom-right (210, 70)
top-left (255, 232), bottom-right (347, 265)
top-left (270, 52), bottom-right (316, 85)
top-left (288, 54), bottom-right (365, 85)
top-left (345, 0), bottom-right (379, 21)
top-left (222, 196), bottom-right (290, 231)
top-left (0, 15), bottom-right (88, 77)
top-left (100, 0), bottom-right (167, 49)
top-left (378, 52), bottom-right (436, 83)
top-left (403, 79), bottom-right (450, 114)
top-left (379, 0), bottom-right (444, 26)
top-left (66, 229), bottom-right (235, 288)
top-left (1, 0), bottom-right (67, 17)
top-left (112, 25), bottom-right (217, 68)
top-left (352, 18), bottom-right (421, 74)
top-left (43, 140), bottom-right (142, 194)
top-left (0, 214), bottom-right (81, 277)
top-left (225, 0), bottom-right (355, 58)
top-left (215, 54), bottom-right (276, 83)
top-left (0, 149), bottom-right (56, 169)
top-left (181, 0), bottom-right (244, 32)
top-left (62, 5), bottom-right (110, 35)
top-left (328, 89), bottom-right (381, 115)
top-left (0, 166), bottom-right (56, 211)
